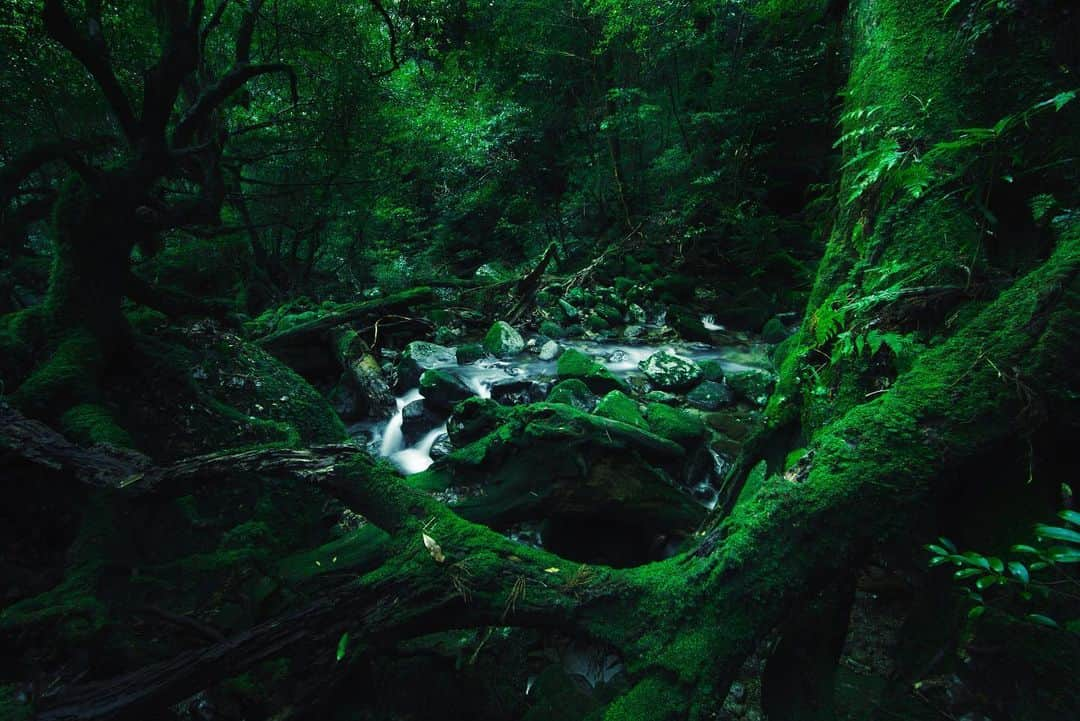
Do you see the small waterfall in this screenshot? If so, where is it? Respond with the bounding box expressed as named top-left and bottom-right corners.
top-left (380, 388), bottom-right (422, 457)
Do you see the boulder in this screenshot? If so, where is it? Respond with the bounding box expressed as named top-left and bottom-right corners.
top-left (482, 320), bottom-right (525, 358)
top-left (556, 348), bottom-right (624, 394)
top-left (639, 350), bottom-right (703, 391)
top-left (546, 379), bottom-right (598, 411)
top-left (419, 369), bottom-right (474, 410)
top-left (490, 378), bottom-right (551, 406)
top-left (645, 403), bottom-right (706, 449)
top-left (456, 342), bottom-right (486, 365)
top-left (538, 339), bottom-right (562, 361)
top-left (686, 380), bottom-right (734, 411)
top-left (401, 399), bottom-right (445, 446)
top-left (397, 341), bottom-right (456, 387)
top-left (594, 391), bottom-right (648, 430)
top-left (429, 433), bottom-right (454, 461)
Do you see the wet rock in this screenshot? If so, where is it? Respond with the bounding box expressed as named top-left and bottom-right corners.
top-left (429, 433), bottom-right (453, 461)
top-left (627, 303), bottom-right (647, 324)
top-left (401, 399), bottom-right (445, 445)
top-left (623, 324), bottom-right (644, 339)
top-left (482, 320), bottom-right (525, 358)
top-left (455, 342), bottom-right (486, 365)
top-left (539, 320), bottom-right (566, 339)
top-left (490, 378), bottom-right (551, 406)
top-left (699, 359), bottom-right (726, 382)
top-left (538, 339), bottom-right (562, 361)
top-left (687, 379), bottom-right (734, 411)
top-left (556, 348), bottom-right (624, 394)
top-left (420, 369), bottom-right (475, 410)
top-left (594, 303), bottom-right (623, 324)
top-left (557, 298), bottom-right (581, 321)
top-left (644, 390), bottom-right (680, 405)
top-left (639, 350), bottom-right (703, 391)
top-left (547, 379), bottom-right (598, 411)
top-left (446, 397), bottom-right (509, 446)
top-left (727, 369), bottom-right (776, 407)
top-left (397, 341), bottom-right (456, 386)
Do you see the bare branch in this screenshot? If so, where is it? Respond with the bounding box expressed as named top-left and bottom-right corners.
top-left (368, 0), bottom-right (401, 78)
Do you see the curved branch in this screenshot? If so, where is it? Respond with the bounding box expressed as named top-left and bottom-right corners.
top-left (41, 0), bottom-right (139, 143)
top-left (172, 62), bottom-right (298, 149)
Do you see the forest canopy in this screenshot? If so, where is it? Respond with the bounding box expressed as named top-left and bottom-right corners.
top-left (1, 1), bottom-right (1078, 720)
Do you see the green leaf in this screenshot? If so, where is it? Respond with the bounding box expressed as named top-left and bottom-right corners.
top-left (1011, 544), bottom-right (1039, 555)
top-left (1027, 614), bottom-right (1060, 629)
top-left (1035, 524), bottom-right (1080, 545)
top-left (1007, 561), bottom-right (1029, 583)
top-left (968, 605), bottom-right (986, 619)
top-left (1058, 509), bottom-right (1080, 526)
top-left (963, 551), bottom-right (991, 570)
top-left (955, 568), bottom-right (982, 579)
top-left (988, 557), bottom-right (1004, 573)
top-left (1052, 90), bottom-right (1076, 112)
top-left (1050, 550), bottom-right (1080, 564)
top-left (975, 575), bottom-right (998, 590)
top-left (926, 544), bottom-right (948, 556)
top-left (938, 537), bottom-right (958, 553)
top-left (336, 632), bottom-right (350, 662)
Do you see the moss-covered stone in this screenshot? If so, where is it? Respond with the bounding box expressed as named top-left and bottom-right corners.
top-left (556, 349), bottom-right (625, 394)
top-left (645, 403), bottom-right (706, 449)
top-left (638, 351), bottom-right (703, 391)
top-left (540, 320), bottom-right (566, 339)
top-left (483, 320), bottom-right (525, 357)
top-left (595, 391), bottom-right (648, 430)
top-left (420, 368), bottom-right (474, 410)
top-left (456, 342), bottom-right (486, 365)
top-left (547, 378), bottom-right (598, 411)
top-left (60, 403), bottom-right (134, 447)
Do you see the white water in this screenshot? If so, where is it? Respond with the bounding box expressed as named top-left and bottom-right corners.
top-left (356, 336), bottom-right (770, 518)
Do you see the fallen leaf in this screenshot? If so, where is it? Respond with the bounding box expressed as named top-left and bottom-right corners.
top-left (423, 532), bottom-right (445, 563)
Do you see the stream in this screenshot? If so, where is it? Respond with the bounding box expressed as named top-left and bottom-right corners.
top-left (350, 320), bottom-right (773, 493)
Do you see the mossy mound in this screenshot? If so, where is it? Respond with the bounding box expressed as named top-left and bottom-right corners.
top-left (595, 391), bottom-right (648, 430)
top-left (556, 349), bottom-right (625, 394)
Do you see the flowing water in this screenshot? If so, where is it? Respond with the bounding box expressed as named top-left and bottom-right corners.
top-left (351, 318), bottom-right (771, 486)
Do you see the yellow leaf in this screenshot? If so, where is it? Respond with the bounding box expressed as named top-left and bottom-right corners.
top-left (422, 532), bottom-right (445, 563)
top-left (544, 567), bottom-right (560, 574)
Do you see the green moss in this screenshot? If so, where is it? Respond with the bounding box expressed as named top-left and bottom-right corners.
top-left (603, 678), bottom-right (684, 721)
top-left (557, 348), bottom-right (625, 394)
top-left (11, 329), bottom-right (104, 418)
top-left (457, 342), bottom-right (486, 364)
top-left (546, 379), bottom-right (597, 410)
top-left (539, 320), bottom-right (566, 339)
top-left (595, 391), bottom-right (648, 430)
top-left (644, 403), bottom-right (705, 449)
top-left (60, 402), bottom-right (134, 447)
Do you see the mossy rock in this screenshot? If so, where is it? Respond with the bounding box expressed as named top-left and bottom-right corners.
top-left (586, 314), bottom-right (610, 332)
top-left (698, 359), bottom-right (726, 382)
top-left (556, 349), bottom-right (625, 394)
top-left (638, 351), bottom-right (703, 391)
top-left (686, 380), bottom-right (734, 411)
top-left (540, 320), bottom-right (566, 339)
top-left (420, 369), bottom-right (474, 410)
top-left (60, 403), bottom-right (134, 447)
top-left (594, 391), bottom-right (648, 430)
top-left (398, 340), bottom-right (457, 386)
top-left (546, 379), bottom-right (598, 411)
top-left (727, 369), bottom-right (777, 407)
top-left (645, 403), bottom-right (706, 449)
top-left (483, 320), bottom-right (525, 358)
top-left (595, 303), bottom-right (623, 324)
top-left (456, 342), bottom-right (486, 365)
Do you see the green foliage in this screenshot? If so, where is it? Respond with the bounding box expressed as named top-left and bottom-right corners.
top-left (927, 489), bottom-right (1080, 633)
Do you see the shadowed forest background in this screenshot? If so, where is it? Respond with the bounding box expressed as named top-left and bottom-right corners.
top-left (1, 1), bottom-right (1078, 719)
